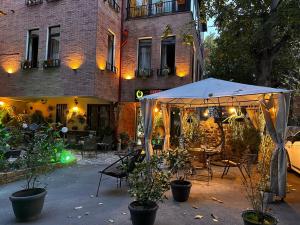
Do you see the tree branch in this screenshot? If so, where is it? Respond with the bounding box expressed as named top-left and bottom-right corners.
top-left (271, 32), bottom-right (290, 56)
top-left (271, 0), bottom-right (283, 12)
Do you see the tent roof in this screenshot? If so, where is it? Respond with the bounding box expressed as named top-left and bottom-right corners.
top-left (142, 78), bottom-right (291, 107)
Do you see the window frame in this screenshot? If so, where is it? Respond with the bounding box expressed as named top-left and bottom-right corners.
top-left (47, 25), bottom-right (60, 60)
top-left (137, 38), bottom-right (152, 70)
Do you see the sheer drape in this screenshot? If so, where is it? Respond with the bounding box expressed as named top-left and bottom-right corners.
top-left (162, 104), bottom-right (170, 151)
top-left (260, 93), bottom-right (291, 198)
top-left (141, 99), bottom-right (156, 161)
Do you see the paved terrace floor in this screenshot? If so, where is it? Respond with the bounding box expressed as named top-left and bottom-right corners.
top-left (0, 153), bottom-right (299, 225)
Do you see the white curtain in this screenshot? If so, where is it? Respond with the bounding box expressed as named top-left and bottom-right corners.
top-left (139, 45), bottom-right (151, 70)
top-left (141, 99), bottom-right (156, 161)
top-left (162, 104), bottom-right (170, 151)
top-left (260, 93), bottom-right (291, 198)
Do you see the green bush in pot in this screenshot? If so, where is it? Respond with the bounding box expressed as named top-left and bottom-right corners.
top-left (167, 147), bottom-right (192, 202)
top-left (9, 123), bottom-right (59, 222)
top-left (128, 154), bottom-right (171, 225)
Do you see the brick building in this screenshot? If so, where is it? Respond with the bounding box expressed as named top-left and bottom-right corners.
top-left (0, 0), bottom-right (204, 141)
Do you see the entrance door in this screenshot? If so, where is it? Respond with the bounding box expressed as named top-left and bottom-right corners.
top-left (56, 104), bottom-right (67, 125)
top-left (87, 104), bottom-right (111, 133)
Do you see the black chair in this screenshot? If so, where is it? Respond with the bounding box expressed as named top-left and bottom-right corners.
top-left (97, 135), bottom-right (114, 151)
top-left (212, 153), bottom-right (257, 180)
top-left (96, 149), bottom-right (145, 197)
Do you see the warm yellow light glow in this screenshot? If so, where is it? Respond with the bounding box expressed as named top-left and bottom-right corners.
top-left (124, 74), bottom-right (134, 80)
top-left (65, 53), bottom-right (84, 70)
top-left (203, 109), bottom-right (209, 117)
top-left (96, 57), bottom-right (106, 71)
top-left (154, 107), bottom-right (159, 113)
top-left (1, 55), bottom-right (20, 74)
top-left (177, 72), bottom-right (187, 77)
top-left (72, 106), bottom-right (79, 112)
top-left (176, 64), bottom-right (189, 77)
top-left (0, 101), bottom-right (5, 106)
top-left (228, 107), bottom-right (236, 114)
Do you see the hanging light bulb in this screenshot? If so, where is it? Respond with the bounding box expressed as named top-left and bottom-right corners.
top-left (228, 107), bottom-right (236, 114)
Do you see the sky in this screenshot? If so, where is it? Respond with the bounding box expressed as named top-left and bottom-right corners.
top-left (206, 18), bottom-right (218, 37)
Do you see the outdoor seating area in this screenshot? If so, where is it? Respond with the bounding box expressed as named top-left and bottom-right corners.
top-left (0, 78), bottom-right (299, 225)
top-left (0, 157), bottom-right (299, 225)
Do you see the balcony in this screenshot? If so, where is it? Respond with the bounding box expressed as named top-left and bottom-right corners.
top-left (127, 0), bottom-right (189, 19)
top-left (135, 68), bottom-right (153, 78)
top-left (157, 66), bottom-right (176, 77)
top-left (106, 62), bottom-right (117, 73)
top-left (43, 59), bottom-right (60, 69)
top-left (25, 0), bottom-right (43, 6)
top-left (107, 0), bottom-right (120, 13)
top-left (21, 60), bottom-right (39, 70)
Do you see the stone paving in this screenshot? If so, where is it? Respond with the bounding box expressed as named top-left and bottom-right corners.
top-left (0, 152), bottom-right (299, 225)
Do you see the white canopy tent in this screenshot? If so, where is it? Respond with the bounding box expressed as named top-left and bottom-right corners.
top-left (141, 78), bottom-right (291, 198)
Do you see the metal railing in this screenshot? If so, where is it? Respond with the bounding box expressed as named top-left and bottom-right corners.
top-left (25, 0), bottom-right (43, 6)
top-left (107, 0), bottom-right (120, 13)
top-left (21, 60), bottom-right (39, 69)
top-left (135, 68), bottom-right (153, 78)
top-left (43, 59), bottom-right (60, 69)
top-left (127, 0), bottom-right (189, 19)
top-left (106, 62), bottom-right (117, 73)
top-left (157, 66), bottom-right (176, 77)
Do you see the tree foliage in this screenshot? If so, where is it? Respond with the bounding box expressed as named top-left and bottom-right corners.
top-left (203, 0), bottom-right (300, 87)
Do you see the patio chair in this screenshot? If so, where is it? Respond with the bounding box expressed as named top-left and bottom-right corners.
top-left (96, 148), bottom-right (145, 197)
top-left (97, 135), bottom-right (114, 151)
top-left (211, 153), bottom-right (257, 180)
top-left (81, 136), bottom-right (99, 158)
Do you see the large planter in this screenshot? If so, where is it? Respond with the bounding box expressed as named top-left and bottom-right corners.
top-left (10, 188), bottom-right (47, 222)
top-left (170, 180), bottom-right (192, 202)
top-left (128, 201), bottom-right (158, 225)
top-left (242, 210), bottom-right (278, 225)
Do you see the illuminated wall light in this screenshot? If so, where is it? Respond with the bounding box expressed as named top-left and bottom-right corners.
top-left (72, 106), bottom-right (79, 112)
top-left (228, 107), bottom-right (236, 114)
top-left (0, 101), bottom-right (5, 106)
top-left (154, 107), bottom-right (159, 113)
top-left (124, 74), bottom-right (134, 80)
top-left (65, 53), bottom-right (84, 71)
top-left (203, 109), bottom-right (209, 117)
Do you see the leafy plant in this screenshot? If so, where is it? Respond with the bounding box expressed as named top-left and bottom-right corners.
top-left (21, 123), bottom-right (59, 189)
top-left (128, 155), bottom-right (171, 205)
top-left (119, 132), bottom-right (130, 150)
top-left (182, 112), bottom-right (204, 148)
top-left (31, 110), bottom-right (45, 124)
top-left (167, 147), bottom-right (192, 180)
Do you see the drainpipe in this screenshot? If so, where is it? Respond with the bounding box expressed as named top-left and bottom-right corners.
top-left (118, 0), bottom-right (124, 103)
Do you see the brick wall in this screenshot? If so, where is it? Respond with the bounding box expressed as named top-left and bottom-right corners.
top-left (120, 12), bottom-right (203, 102)
top-left (0, 0), bottom-right (120, 101)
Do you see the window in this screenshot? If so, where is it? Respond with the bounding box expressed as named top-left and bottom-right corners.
top-left (160, 36), bottom-right (175, 76)
top-left (87, 104), bottom-right (111, 133)
top-left (106, 32), bottom-right (115, 72)
top-left (56, 104), bottom-right (67, 125)
top-left (137, 39), bottom-right (152, 77)
top-left (27, 29), bottom-right (39, 68)
top-left (48, 26), bottom-right (60, 60)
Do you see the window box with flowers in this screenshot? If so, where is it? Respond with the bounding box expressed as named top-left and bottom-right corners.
top-left (43, 59), bottom-right (60, 69)
top-left (25, 0), bottom-right (43, 6)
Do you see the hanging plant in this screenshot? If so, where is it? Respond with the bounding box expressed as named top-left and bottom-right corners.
top-left (182, 33), bottom-right (193, 46)
top-left (162, 24), bottom-right (173, 39)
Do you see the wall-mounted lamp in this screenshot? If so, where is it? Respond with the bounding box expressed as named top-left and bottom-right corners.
top-left (41, 99), bottom-right (48, 104)
top-left (74, 98), bottom-right (78, 105)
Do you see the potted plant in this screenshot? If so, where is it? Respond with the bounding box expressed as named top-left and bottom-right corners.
top-left (167, 147), bottom-right (192, 202)
top-left (128, 155), bottom-right (170, 225)
top-left (9, 123), bottom-right (54, 222)
top-left (161, 65), bottom-right (170, 76)
top-left (241, 134), bottom-right (278, 225)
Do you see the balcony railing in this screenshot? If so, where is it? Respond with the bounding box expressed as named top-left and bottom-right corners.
top-left (25, 0), bottom-right (43, 6)
top-left (157, 66), bottom-right (176, 77)
top-left (135, 68), bottom-right (153, 78)
top-left (43, 59), bottom-right (60, 69)
top-left (21, 60), bottom-right (39, 70)
top-left (106, 62), bottom-right (117, 73)
top-left (107, 0), bottom-right (120, 13)
top-left (127, 0), bottom-right (189, 19)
